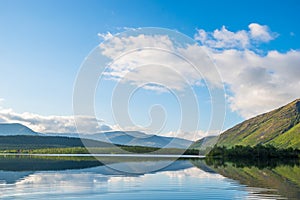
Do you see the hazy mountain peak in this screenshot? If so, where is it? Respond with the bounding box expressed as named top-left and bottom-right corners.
top-left (0, 123), bottom-right (37, 136)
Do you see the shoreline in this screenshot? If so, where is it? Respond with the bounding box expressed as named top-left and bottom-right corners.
top-left (0, 153), bottom-right (205, 158)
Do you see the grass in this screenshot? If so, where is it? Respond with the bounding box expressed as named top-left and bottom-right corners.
top-left (0, 146), bottom-right (200, 155)
top-left (268, 123), bottom-right (300, 148)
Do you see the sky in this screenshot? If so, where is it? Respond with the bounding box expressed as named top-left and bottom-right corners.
top-left (0, 0), bottom-right (300, 140)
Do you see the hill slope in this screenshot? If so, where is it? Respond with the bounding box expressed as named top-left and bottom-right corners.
top-left (189, 136), bottom-right (219, 154)
top-left (216, 99), bottom-right (300, 148)
top-left (0, 123), bottom-right (37, 136)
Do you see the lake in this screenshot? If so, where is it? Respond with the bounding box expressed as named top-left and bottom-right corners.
top-left (0, 155), bottom-right (299, 199)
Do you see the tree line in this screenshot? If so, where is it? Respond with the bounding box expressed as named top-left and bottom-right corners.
top-left (207, 144), bottom-right (300, 159)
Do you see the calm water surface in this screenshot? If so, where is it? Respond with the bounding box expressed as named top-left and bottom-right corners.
top-left (0, 155), bottom-right (299, 199)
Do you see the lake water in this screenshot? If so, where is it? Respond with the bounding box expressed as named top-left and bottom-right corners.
top-left (0, 155), bottom-right (299, 199)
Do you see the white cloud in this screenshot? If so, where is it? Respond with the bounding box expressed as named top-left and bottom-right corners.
top-left (97, 23), bottom-right (299, 120)
top-left (195, 26), bottom-right (249, 49)
top-left (97, 32), bottom-right (114, 41)
top-left (100, 34), bottom-right (175, 59)
top-left (99, 33), bottom-right (220, 93)
top-left (164, 130), bottom-right (204, 141)
top-left (194, 23), bottom-right (276, 49)
top-left (248, 23), bottom-right (276, 42)
top-left (212, 49), bottom-right (300, 118)
top-left (164, 129), bottom-right (221, 141)
top-left (193, 24), bottom-right (299, 118)
top-left (0, 107), bottom-right (112, 133)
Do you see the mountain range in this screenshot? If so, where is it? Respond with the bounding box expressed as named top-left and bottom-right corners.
top-left (0, 123), bottom-right (192, 149)
top-left (1, 99), bottom-right (299, 151)
top-left (86, 131), bottom-right (192, 148)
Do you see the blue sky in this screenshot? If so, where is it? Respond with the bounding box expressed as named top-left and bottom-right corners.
top-left (0, 0), bottom-right (300, 140)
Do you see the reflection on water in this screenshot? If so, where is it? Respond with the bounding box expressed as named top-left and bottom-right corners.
top-left (0, 156), bottom-right (299, 199)
top-left (204, 158), bottom-right (300, 200)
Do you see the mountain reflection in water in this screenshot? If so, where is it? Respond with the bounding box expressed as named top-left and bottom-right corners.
top-left (0, 155), bottom-right (299, 200)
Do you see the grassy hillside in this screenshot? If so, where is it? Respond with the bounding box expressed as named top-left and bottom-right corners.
top-left (269, 123), bottom-right (300, 148)
top-left (216, 99), bottom-right (300, 148)
top-left (189, 136), bottom-right (218, 154)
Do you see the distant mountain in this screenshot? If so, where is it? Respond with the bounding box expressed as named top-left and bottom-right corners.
top-left (216, 99), bottom-right (300, 149)
top-left (0, 123), bottom-right (37, 136)
top-left (45, 131), bottom-right (193, 149)
top-left (85, 131), bottom-right (193, 149)
top-left (0, 123), bottom-right (193, 149)
top-left (190, 136), bottom-right (219, 154)
top-left (0, 135), bottom-right (114, 150)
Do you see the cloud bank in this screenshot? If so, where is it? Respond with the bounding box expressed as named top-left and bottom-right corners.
top-left (0, 107), bottom-right (112, 133)
top-left (99, 24), bottom-right (300, 119)
top-left (194, 24), bottom-right (299, 118)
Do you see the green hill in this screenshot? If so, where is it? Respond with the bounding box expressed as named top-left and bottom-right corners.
top-left (216, 99), bottom-right (300, 149)
top-left (189, 136), bottom-right (219, 154)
